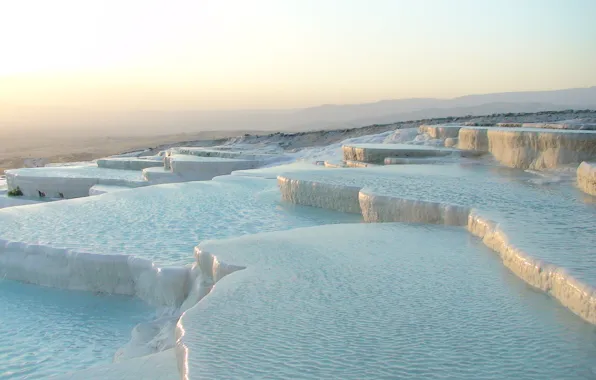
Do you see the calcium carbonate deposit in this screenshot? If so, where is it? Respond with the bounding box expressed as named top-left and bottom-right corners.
top-left (1, 113), bottom-right (596, 379)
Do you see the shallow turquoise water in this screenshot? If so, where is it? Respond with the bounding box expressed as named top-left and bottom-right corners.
top-left (0, 176), bottom-right (361, 265)
top-left (282, 163), bottom-right (596, 287)
top-left (1, 158), bottom-right (595, 379)
top-left (0, 280), bottom-right (155, 379)
top-left (183, 223), bottom-right (596, 379)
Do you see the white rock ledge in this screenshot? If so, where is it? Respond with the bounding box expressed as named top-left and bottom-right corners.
top-left (487, 129), bottom-right (596, 170)
top-left (175, 246), bottom-right (245, 379)
top-left (5, 166), bottom-right (147, 199)
top-left (88, 184), bottom-right (135, 196)
top-left (323, 160), bottom-right (346, 168)
top-left (458, 127), bottom-right (489, 151)
top-left (0, 240), bottom-right (192, 307)
top-left (577, 162), bottom-right (596, 196)
top-left (277, 174), bottom-right (596, 325)
top-left (467, 211), bottom-right (596, 325)
top-left (359, 191), bottom-right (470, 226)
top-left (384, 157), bottom-right (443, 165)
top-left (172, 147), bottom-right (277, 161)
top-left (142, 167), bottom-right (184, 184)
top-left (444, 137), bottom-right (458, 147)
top-left (168, 155), bottom-right (259, 181)
top-left (419, 124), bottom-right (462, 139)
top-left (278, 176), bottom-right (362, 213)
top-left (420, 124), bottom-right (596, 169)
top-left (96, 157), bottom-right (164, 171)
top-left (345, 160), bottom-right (376, 168)
top-left (342, 143), bottom-right (456, 164)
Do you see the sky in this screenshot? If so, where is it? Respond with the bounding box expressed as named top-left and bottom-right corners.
top-left (1, 0), bottom-right (596, 113)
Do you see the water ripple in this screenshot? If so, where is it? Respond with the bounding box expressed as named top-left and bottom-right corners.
top-left (0, 280), bottom-right (155, 379)
top-left (181, 224), bottom-right (596, 379)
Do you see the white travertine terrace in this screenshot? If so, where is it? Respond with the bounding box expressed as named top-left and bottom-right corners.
top-left (0, 172), bottom-right (364, 377)
top-left (4, 121), bottom-right (596, 377)
top-left (419, 124), bottom-right (484, 150)
top-left (5, 166), bottom-right (147, 199)
top-left (0, 174), bottom-right (359, 304)
top-left (172, 147), bottom-right (278, 161)
top-left (88, 184), bottom-right (135, 196)
top-left (577, 162), bottom-right (596, 196)
top-left (493, 122), bottom-right (596, 129)
top-left (231, 162), bottom-right (330, 179)
top-left (344, 160), bottom-right (376, 168)
top-left (177, 223), bottom-right (596, 379)
top-left (420, 124), bottom-right (596, 169)
top-left (359, 191), bottom-right (469, 226)
top-left (522, 123), bottom-right (596, 130)
top-left (146, 154), bottom-right (261, 183)
top-left (167, 155), bottom-right (259, 181)
top-left (142, 167), bottom-right (183, 184)
top-left (277, 166), bottom-right (596, 325)
top-left (96, 157), bottom-right (164, 171)
top-left (5, 148), bottom-right (275, 198)
top-left (323, 160), bottom-right (375, 168)
top-left (384, 157), bottom-right (443, 165)
top-left (509, 122), bottom-right (596, 130)
top-left (0, 240), bottom-right (191, 307)
top-left (419, 124), bottom-right (462, 139)
top-left (444, 137), bottom-right (458, 147)
top-left (421, 121), bottom-right (596, 142)
top-left (278, 176), bottom-right (362, 213)
top-left (466, 211), bottom-right (596, 326)
top-left (323, 160), bottom-right (346, 168)
top-left (487, 129), bottom-right (596, 169)
top-left (342, 143), bottom-right (456, 163)
top-left (458, 127), bottom-right (489, 151)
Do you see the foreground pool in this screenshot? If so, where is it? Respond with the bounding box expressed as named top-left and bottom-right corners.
top-left (278, 163), bottom-right (596, 288)
top-left (179, 223), bottom-right (596, 379)
top-left (0, 280), bottom-right (155, 379)
top-left (0, 176), bottom-right (361, 266)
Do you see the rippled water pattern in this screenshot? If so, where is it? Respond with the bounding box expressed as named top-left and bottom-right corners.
top-left (186, 224), bottom-right (596, 379)
top-left (0, 279), bottom-right (155, 379)
top-left (0, 176), bottom-right (361, 265)
top-left (232, 162), bottom-right (330, 179)
top-left (283, 163), bottom-right (596, 286)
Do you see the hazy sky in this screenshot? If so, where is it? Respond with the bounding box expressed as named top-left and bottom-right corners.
top-left (1, 0), bottom-right (595, 111)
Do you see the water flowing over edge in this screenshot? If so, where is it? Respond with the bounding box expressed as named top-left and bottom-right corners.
top-left (0, 234), bottom-right (248, 377)
top-left (0, 171), bottom-right (594, 378)
top-left (171, 174), bottom-right (595, 379)
top-left (277, 175), bottom-right (596, 325)
top-left (0, 239), bottom-right (199, 368)
top-left (2, 136), bottom-right (595, 377)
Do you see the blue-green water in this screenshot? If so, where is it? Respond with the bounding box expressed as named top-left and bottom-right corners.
top-left (182, 223), bottom-right (596, 379)
top-left (0, 176), bottom-right (361, 266)
top-left (0, 280), bottom-right (155, 379)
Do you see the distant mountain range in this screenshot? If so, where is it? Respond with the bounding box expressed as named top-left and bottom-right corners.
top-left (3, 86), bottom-right (596, 136)
top-left (278, 86), bottom-right (596, 131)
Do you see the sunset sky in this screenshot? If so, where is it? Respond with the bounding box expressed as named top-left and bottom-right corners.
top-left (1, 0), bottom-right (595, 112)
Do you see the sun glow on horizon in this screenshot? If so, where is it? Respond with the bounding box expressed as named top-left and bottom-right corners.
top-left (1, 0), bottom-right (596, 112)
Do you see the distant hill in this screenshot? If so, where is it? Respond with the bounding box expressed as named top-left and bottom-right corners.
top-left (286, 86), bottom-right (596, 130)
top-left (2, 86), bottom-right (595, 136)
top-left (451, 86), bottom-right (596, 108)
